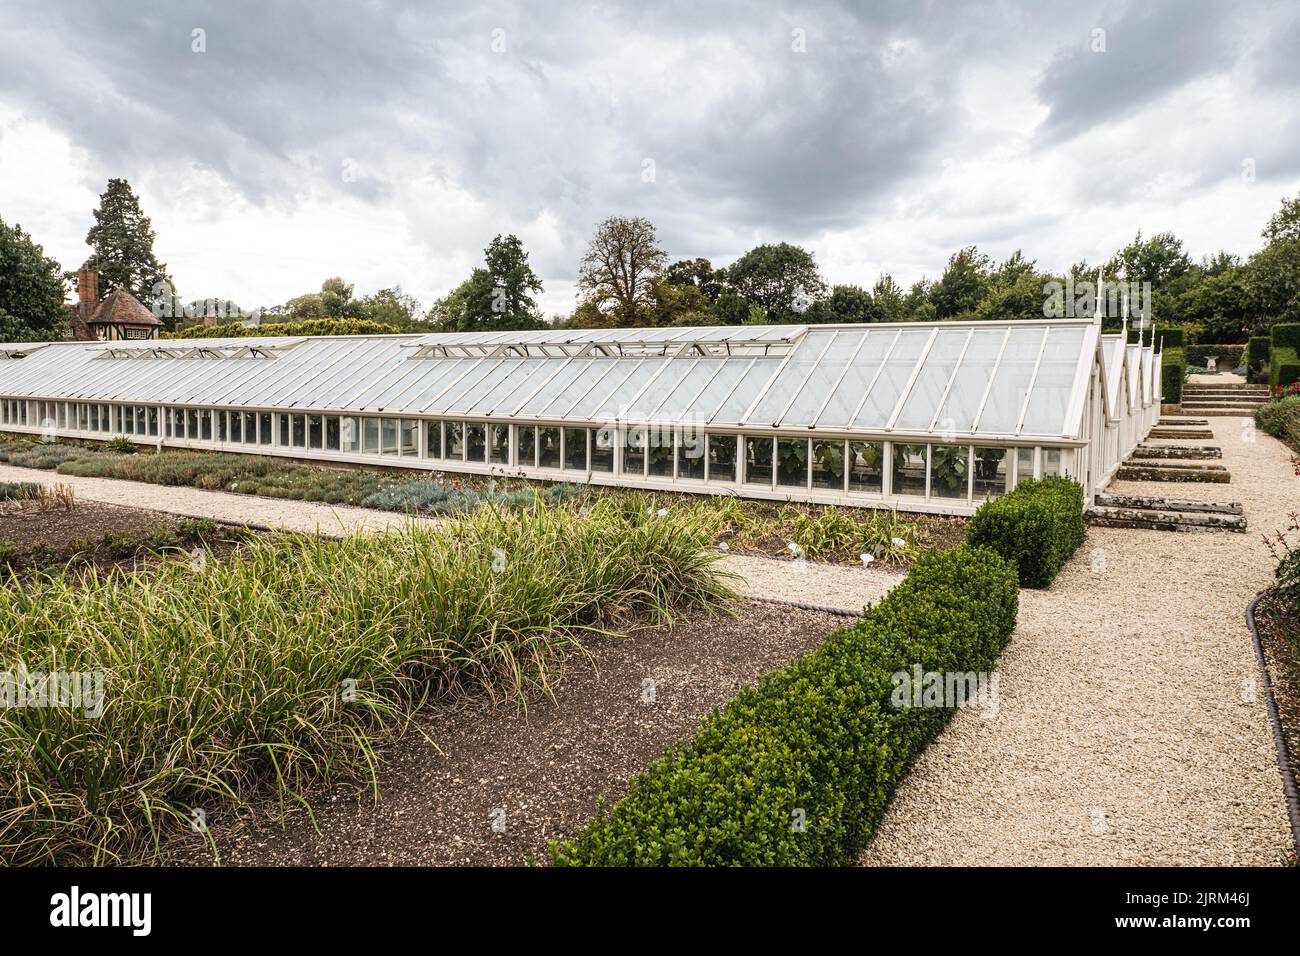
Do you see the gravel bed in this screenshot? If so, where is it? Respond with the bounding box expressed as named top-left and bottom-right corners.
top-left (719, 552), bottom-right (905, 613)
top-left (0, 463), bottom-right (434, 537)
top-left (863, 417), bottom-right (1295, 866)
top-left (161, 601), bottom-right (844, 866)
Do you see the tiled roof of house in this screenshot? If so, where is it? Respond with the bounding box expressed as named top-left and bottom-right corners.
top-left (88, 288), bottom-right (163, 327)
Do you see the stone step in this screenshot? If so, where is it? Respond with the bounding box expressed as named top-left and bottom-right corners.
top-left (1158, 417), bottom-right (1208, 425)
top-left (1125, 457), bottom-right (1226, 470)
top-left (1116, 462), bottom-right (1230, 483)
top-left (1086, 505), bottom-right (1247, 533)
top-left (1148, 427), bottom-right (1214, 439)
top-left (1183, 386), bottom-right (1269, 392)
top-left (1134, 443), bottom-right (1221, 459)
top-left (1178, 408), bottom-right (1264, 417)
top-left (1094, 493), bottom-right (1242, 515)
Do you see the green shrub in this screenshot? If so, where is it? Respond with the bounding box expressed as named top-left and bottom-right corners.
top-left (1256, 395), bottom-right (1300, 448)
top-left (549, 545), bottom-right (1018, 866)
top-left (104, 436), bottom-right (136, 453)
top-left (1272, 323), bottom-right (1300, 352)
top-left (1161, 347), bottom-right (1185, 404)
top-left (965, 476), bottom-right (1084, 589)
top-left (1247, 336), bottom-right (1272, 383)
top-left (1269, 345), bottom-right (1300, 390)
top-left (164, 318), bottom-right (400, 340)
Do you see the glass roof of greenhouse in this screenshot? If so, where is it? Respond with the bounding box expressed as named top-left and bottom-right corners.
top-left (0, 319), bottom-right (1106, 440)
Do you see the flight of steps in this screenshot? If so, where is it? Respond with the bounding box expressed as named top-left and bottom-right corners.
top-left (1179, 382), bottom-right (1270, 416)
top-left (1117, 441), bottom-right (1231, 482)
top-left (1086, 493), bottom-right (1246, 533)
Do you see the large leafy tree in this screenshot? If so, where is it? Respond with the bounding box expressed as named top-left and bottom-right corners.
top-left (577, 216), bottom-right (667, 326)
top-left (430, 234), bottom-right (545, 332)
top-left (83, 178), bottom-right (174, 308)
top-left (0, 215), bottom-right (66, 340)
top-left (1242, 195), bottom-right (1300, 333)
top-left (930, 246), bottom-right (992, 319)
top-left (357, 286), bottom-right (426, 331)
top-left (725, 242), bottom-right (826, 322)
top-left (802, 284), bottom-right (884, 324)
top-left (664, 257), bottom-right (724, 303)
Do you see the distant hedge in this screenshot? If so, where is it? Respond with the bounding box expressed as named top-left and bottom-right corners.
top-left (965, 476), bottom-right (1084, 589)
top-left (1161, 347), bottom-right (1186, 404)
top-left (549, 545), bottom-right (1019, 866)
top-left (164, 318), bottom-right (401, 339)
top-left (1270, 323), bottom-right (1300, 390)
top-left (1247, 336), bottom-right (1272, 384)
top-left (1184, 344), bottom-right (1244, 371)
top-left (1125, 326), bottom-right (1182, 349)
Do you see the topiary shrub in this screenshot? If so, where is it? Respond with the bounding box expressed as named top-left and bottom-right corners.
top-left (965, 476), bottom-right (1084, 589)
top-left (1161, 347), bottom-right (1185, 403)
top-left (1247, 335), bottom-right (1272, 383)
top-left (1268, 324), bottom-right (1300, 389)
top-left (549, 544), bottom-right (1019, 866)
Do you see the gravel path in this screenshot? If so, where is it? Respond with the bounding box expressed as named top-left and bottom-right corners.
top-left (862, 417), bottom-right (1295, 866)
top-left (0, 463), bottom-right (434, 536)
top-left (719, 552), bottom-right (904, 613)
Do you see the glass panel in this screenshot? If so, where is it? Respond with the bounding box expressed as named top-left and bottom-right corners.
top-left (564, 363), bottom-right (638, 419)
top-left (891, 443), bottom-right (927, 497)
top-left (749, 331), bottom-right (836, 424)
top-left (364, 417), bottom-right (381, 454)
top-left (148, 407), bottom-right (158, 436)
top-left (465, 424), bottom-right (486, 462)
top-left (590, 428), bottom-right (614, 472)
top-left (973, 446), bottom-right (1008, 500)
top-left (1042, 447), bottom-right (1063, 477)
top-left (200, 410), bottom-right (212, 441)
top-left (646, 427), bottom-right (674, 477)
top-left (853, 329), bottom-right (931, 428)
top-left (326, 416), bottom-right (341, 451)
top-left (538, 362), bottom-right (618, 417)
top-left (342, 417), bottom-right (361, 453)
top-left (622, 426), bottom-right (646, 475)
top-left (712, 361), bottom-right (781, 423)
top-left (707, 434), bottom-right (737, 482)
top-left (1021, 328), bottom-right (1086, 436)
top-left (624, 362), bottom-right (695, 420)
top-left (894, 329), bottom-right (970, 431)
top-left (138, 406), bottom-right (150, 435)
top-left (594, 362), bottom-right (662, 419)
top-left (401, 420), bottom-right (419, 457)
top-left (425, 421), bottom-right (442, 458)
top-left (654, 361), bottom-right (719, 420)
top-left (776, 438), bottom-right (808, 488)
top-left (680, 362), bottom-right (748, 421)
top-left (445, 362), bottom-right (515, 414)
top-left (489, 424), bottom-right (509, 464)
top-left (1015, 446), bottom-right (1035, 485)
top-left (259, 413), bottom-right (271, 445)
top-left (244, 412), bottom-right (257, 444)
top-left (228, 412), bottom-right (241, 443)
top-left (978, 328), bottom-right (1045, 434)
top-left (929, 444), bottom-right (969, 500)
top-left (678, 428), bottom-right (705, 480)
top-left (516, 364), bottom-right (589, 416)
top-left (381, 418), bottom-right (399, 456)
top-left (216, 410), bottom-right (228, 442)
top-left (538, 427), bottom-right (560, 468)
top-left (783, 334), bottom-right (864, 427)
top-left (124, 406), bottom-right (135, 433)
top-left (516, 426), bottom-right (536, 467)
top-left (563, 427), bottom-right (586, 470)
top-left (848, 441), bottom-right (884, 494)
top-left (292, 415), bottom-right (306, 448)
top-left (745, 436), bottom-right (772, 485)
top-left (187, 409), bottom-right (199, 437)
top-left (811, 440), bottom-right (845, 490)
top-left (467, 359), bottom-right (551, 417)
top-left (936, 329), bottom-right (1006, 433)
top-left (308, 414), bottom-right (323, 450)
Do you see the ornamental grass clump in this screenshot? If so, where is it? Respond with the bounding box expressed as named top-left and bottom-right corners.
top-left (0, 497), bottom-right (733, 865)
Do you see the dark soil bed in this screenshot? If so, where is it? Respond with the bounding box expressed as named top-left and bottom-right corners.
top-left (1255, 592), bottom-right (1300, 827)
top-left (162, 600), bottom-right (846, 867)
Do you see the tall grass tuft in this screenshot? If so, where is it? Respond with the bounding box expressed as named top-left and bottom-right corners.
top-left (0, 498), bottom-right (734, 865)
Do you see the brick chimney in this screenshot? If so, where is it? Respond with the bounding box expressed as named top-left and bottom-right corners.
top-left (77, 268), bottom-right (100, 322)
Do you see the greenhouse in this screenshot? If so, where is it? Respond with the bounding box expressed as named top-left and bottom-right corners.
top-left (0, 317), bottom-right (1162, 515)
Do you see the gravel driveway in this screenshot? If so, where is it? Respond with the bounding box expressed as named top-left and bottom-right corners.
top-left (862, 417), bottom-right (1295, 866)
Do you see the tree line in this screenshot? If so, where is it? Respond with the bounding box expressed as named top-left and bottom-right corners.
top-left (2, 178), bottom-right (1297, 345)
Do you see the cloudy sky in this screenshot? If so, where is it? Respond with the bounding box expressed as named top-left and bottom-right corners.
top-left (0, 0), bottom-right (1297, 317)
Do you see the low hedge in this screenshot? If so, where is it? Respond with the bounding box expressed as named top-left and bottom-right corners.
top-left (1125, 326), bottom-right (1182, 348)
top-left (1184, 344), bottom-right (1244, 371)
top-left (1269, 325), bottom-right (1300, 389)
top-left (164, 318), bottom-right (401, 340)
top-left (549, 544), bottom-right (1019, 866)
top-left (1161, 347), bottom-right (1185, 403)
top-left (1247, 335), bottom-right (1272, 384)
top-left (1257, 394), bottom-right (1300, 450)
top-left (965, 476), bottom-right (1084, 589)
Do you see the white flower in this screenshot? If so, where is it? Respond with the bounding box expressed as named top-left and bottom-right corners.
top-left (859, 552), bottom-right (875, 566)
top-left (891, 536), bottom-right (906, 548)
top-left (656, 508), bottom-right (668, 517)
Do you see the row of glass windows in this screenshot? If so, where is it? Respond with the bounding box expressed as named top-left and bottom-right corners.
top-left (1, 398), bottom-right (1072, 502)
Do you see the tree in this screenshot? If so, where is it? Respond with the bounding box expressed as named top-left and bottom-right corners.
top-left (83, 178), bottom-right (174, 310)
top-left (429, 234), bottom-right (545, 332)
top-left (974, 252), bottom-right (1050, 322)
top-left (577, 216), bottom-right (667, 326)
top-left (650, 279), bottom-right (713, 326)
top-left (725, 242), bottom-right (826, 322)
top-left (357, 286), bottom-right (426, 331)
top-left (802, 284), bottom-right (884, 324)
top-left (1242, 195), bottom-right (1300, 333)
top-left (930, 246), bottom-right (992, 319)
top-left (664, 257), bottom-right (724, 302)
top-left (871, 274), bottom-right (908, 321)
top-left (0, 215), bottom-right (66, 340)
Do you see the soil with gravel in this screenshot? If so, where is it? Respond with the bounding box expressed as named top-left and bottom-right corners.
top-left (0, 498), bottom-right (170, 554)
top-left (161, 600), bottom-right (845, 866)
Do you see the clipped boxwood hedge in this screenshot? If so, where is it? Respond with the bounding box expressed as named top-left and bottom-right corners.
top-left (1161, 347), bottom-right (1185, 404)
top-left (549, 545), bottom-right (1019, 866)
top-left (1247, 335), bottom-right (1272, 384)
top-left (965, 476), bottom-right (1084, 589)
top-left (1269, 324), bottom-right (1300, 389)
